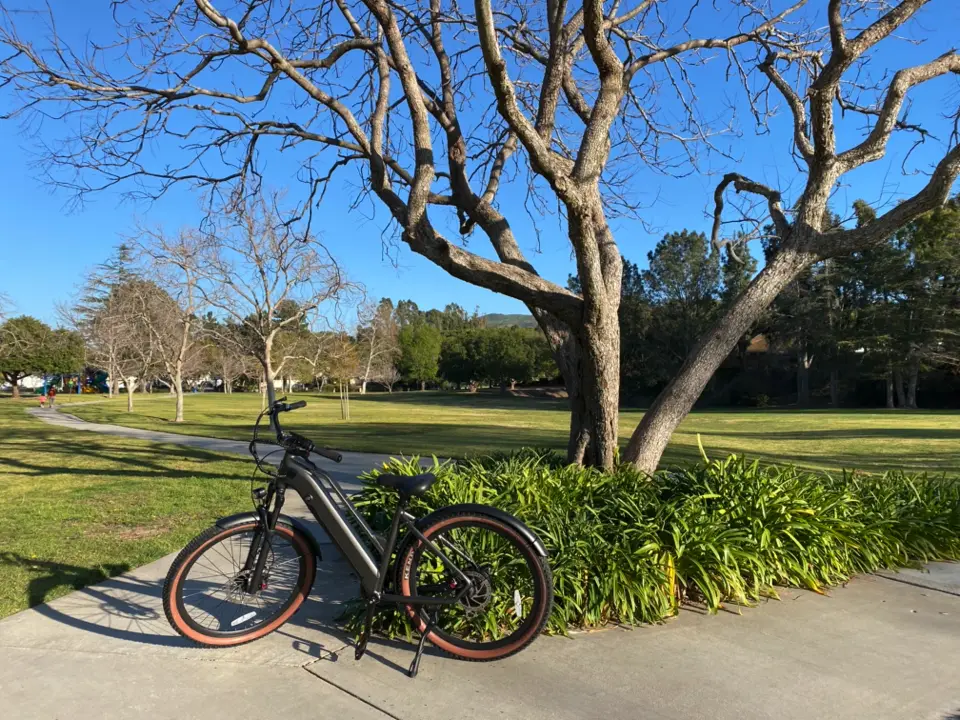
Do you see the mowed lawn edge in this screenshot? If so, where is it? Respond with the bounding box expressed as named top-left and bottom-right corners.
top-left (63, 392), bottom-right (960, 476)
top-left (0, 400), bottom-right (253, 618)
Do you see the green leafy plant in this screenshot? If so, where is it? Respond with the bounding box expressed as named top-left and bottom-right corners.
top-left (348, 451), bottom-right (960, 638)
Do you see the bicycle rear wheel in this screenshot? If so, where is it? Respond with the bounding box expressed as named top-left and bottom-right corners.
top-left (162, 522), bottom-right (316, 647)
top-left (395, 509), bottom-right (553, 661)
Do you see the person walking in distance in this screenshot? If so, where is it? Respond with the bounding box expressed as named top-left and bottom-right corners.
top-left (47, 385), bottom-right (57, 409)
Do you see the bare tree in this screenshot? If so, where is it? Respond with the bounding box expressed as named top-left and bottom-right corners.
top-left (87, 280), bottom-right (158, 412)
top-left (377, 365), bottom-right (400, 393)
top-left (0, 0), bottom-right (801, 469)
top-left (2, 1), bottom-right (957, 470)
top-left (134, 229), bottom-right (206, 422)
top-left (194, 195), bottom-right (349, 409)
top-left (623, 0), bottom-right (960, 471)
top-left (356, 299), bottom-right (400, 393)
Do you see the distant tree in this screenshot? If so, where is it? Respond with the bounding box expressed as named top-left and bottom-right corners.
top-left (398, 324), bottom-right (442, 390)
top-left (193, 195), bottom-right (349, 410)
top-left (357, 299), bottom-right (400, 393)
top-left (394, 300), bottom-right (422, 328)
top-left (484, 327), bottom-right (547, 391)
top-left (71, 244), bottom-right (140, 396)
top-left (719, 243), bottom-right (760, 372)
top-left (0, 316), bottom-right (83, 398)
top-left (198, 316), bottom-right (254, 394)
top-left (439, 330), bottom-right (481, 389)
top-left (135, 228), bottom-right (205, 422)
top-left (641, 231), bottom-right (722, 385)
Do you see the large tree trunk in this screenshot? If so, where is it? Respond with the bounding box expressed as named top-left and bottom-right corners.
top-left (885, 368), bottom-right (895, 408)
top-left (796, 350), bottom-right (812, 407)
top-left (623, 247), bottom-right (815, 474)
top-left (109, 366), bottom-right (119, 397)
top-left (533, 305), bottom-right (621, 470)
top-left (894, 369), bottom-right (906, 408)
top-left (829, 368), bottom-right (840, 407)
top-left (3, 372), bottom-right (20, 400)
top-left (5, 373), bottom-right (21, 399)
top-left (173, 365), bottom-right (184, 423)
top-left (420, 380), bottom-right (426, 391)
top-left (263, 361), bottom-right (278, 408)
top-left (361, 380), bottom-right (368, 394)
top-left (126, 380), bottom-right (134, 412)
top-left (906, 359), bottom-right (919, 409)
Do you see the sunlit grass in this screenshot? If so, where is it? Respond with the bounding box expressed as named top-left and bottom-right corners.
top-left (61, 391), bottom-right (960, 475)
top-left (0, 401), bottom-right (251, 617)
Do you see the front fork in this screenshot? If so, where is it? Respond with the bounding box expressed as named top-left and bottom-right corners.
top-left (242, 483), bottom-right (287, 594)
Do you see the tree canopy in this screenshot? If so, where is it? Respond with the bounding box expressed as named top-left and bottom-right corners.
top-left (0, 316), bottom-right (84, 397)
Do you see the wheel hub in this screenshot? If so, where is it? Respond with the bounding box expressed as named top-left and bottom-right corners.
top-left (458, 569), bottom-right (492, 613)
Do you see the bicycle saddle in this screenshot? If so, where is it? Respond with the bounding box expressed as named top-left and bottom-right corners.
top-left (374, 472), bottom-right (437, 497)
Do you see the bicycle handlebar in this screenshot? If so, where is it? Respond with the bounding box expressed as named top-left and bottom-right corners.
top-left (266, 399), bottom-right (342, 463)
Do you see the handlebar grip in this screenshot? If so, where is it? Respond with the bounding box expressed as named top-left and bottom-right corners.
top-left (288, 400), bottom-right (307, 410)
top-left (315, 447), bottom-right (342, 463)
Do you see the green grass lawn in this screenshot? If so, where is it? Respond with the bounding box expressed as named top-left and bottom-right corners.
top-left (64, 391), bottom-right (960, 475)
top-left (0, 401), bottom-right (252, 618)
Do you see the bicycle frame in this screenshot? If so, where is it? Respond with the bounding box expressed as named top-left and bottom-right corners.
top-left (253, 452), bottom-right (474, 607)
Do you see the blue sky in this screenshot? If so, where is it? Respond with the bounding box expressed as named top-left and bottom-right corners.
top-left (1, 1), bottom-right (958, 326)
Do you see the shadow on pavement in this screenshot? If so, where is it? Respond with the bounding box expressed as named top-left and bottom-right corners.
top-left (1, 549), bottom-right (429, 671)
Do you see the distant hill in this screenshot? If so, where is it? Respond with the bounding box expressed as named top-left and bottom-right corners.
top-left (482, 313), bottom-right (538, 329)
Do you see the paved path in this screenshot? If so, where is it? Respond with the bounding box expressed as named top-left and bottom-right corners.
top-left (26, 406), bottom-right (399, 492)
top-left (3, 408), bottom-right (960, 719)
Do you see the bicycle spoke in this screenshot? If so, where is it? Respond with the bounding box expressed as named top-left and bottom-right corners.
top-left (178, 529), bottom-right (304, 635)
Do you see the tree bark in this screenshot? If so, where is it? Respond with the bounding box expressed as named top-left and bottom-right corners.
top-left (624, 247), bottom-right (815, 474)
top-left (173, 365), bottom-right (184, 423)
top-left (894, 368), bottom-right (906, 408)
top-left (796, 350), bottom-right (812, 407)
top-left (420, 380), bottom-right (426, 391)
top-left (361, 380), bottom-right (367, 394)
top-left (126, 380), bottom-right (134, 412)
top-left (885, 368), bottom-right (895, 408)
top-left (906, 359), bottom-right (919, 409)
top-left (829, 368), bottom-right (840, 408)
top-left (263, 361), bottom-right (278, 408)
top-left (5, 373), bottom-right (21, 399)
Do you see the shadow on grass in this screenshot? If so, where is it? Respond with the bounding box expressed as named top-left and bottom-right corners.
top-left (696, 427), bottom-right (960, 441)
top-left (0, 423), bottom-right (251, 482)
top-left (0, 553), bottom-right (132, 608)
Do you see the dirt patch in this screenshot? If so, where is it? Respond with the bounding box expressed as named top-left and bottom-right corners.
top-left (84, 521), bottom-right (173, 541)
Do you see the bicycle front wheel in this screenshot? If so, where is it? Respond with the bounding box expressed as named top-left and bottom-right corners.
top-left (162, 522), bottom-right (316, 647)
top-left (395, 509), bottom-right (553, 661)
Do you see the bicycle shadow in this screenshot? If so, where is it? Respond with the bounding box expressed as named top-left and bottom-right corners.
top-left (0, 551), bottom-right (429, 673)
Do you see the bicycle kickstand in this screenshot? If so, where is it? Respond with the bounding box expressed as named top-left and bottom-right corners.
top-left (354, 600), bottom-right (378, 661)
top-left (408, 611), bottom-right (438, 678)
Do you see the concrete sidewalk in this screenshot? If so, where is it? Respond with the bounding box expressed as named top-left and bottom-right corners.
top-left (2, 544), bottom-right (959, 720)
top-left (4, 408), bottom-right (960, 719)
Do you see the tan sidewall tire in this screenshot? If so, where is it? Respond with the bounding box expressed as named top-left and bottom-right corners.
top-left (398, 513), bottom-right (552, 661)
top-left (163, 523), bottom-right (315, 647)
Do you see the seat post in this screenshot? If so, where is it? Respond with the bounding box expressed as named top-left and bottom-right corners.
top-left (373, 493), bottom-right (409, 595)
top-left (355, 493), bottom-right (409, 663)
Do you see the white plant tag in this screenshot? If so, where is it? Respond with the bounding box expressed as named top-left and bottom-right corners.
top-left (513, 589), bottom-right (522, 618)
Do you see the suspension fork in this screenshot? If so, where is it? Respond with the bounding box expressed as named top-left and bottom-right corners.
top-left (243, 482), bottom-right (287, 593)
